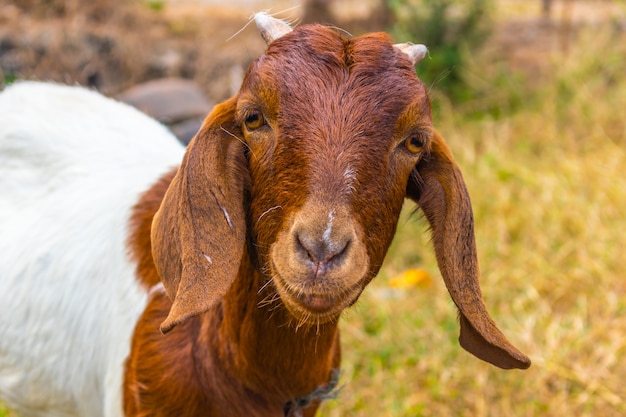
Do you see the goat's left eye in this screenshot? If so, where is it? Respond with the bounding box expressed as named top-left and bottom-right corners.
top-left (404, 132), bottom-right (425, 154)
top-left (244, 111), bottom-right (266, 131)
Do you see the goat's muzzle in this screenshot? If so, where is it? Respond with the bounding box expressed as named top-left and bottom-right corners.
top-left (270, 203), bottom-right (370, 323)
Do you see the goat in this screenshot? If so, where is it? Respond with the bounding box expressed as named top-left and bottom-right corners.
top-left (0, 13), bottom-right (530, 417)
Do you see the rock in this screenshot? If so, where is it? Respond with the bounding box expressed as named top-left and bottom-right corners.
top-left (170, 117), bottom-right (205, 146)
top-left (118, 78), bottom-right (213, 144)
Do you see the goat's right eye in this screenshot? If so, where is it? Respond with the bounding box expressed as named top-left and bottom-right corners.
top-left (404, 132), bottom-right (425, 155)
top-left (244, 111), bottom-right (266, 131)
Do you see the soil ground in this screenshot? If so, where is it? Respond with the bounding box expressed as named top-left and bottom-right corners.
top-left (1, 0), bottom-right (623, 102)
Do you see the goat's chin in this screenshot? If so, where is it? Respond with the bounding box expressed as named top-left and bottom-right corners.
top-left (271, 273), bottom-right (363, 326)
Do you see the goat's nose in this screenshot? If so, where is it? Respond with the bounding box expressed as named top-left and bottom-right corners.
top-left (294, 226), bottom-right (351, 275)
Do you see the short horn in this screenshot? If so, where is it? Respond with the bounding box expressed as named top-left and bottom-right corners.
top-left (394, 43), bottom-right (428, 65)
top-left (254, 12), bottom-right (293, 45)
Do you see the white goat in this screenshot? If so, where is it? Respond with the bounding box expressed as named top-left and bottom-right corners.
top-left (0, 82), bottom-right (184, 416)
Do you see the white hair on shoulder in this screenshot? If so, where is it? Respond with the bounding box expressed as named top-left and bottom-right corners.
top-left (0, 81), bottom-right (184, 416)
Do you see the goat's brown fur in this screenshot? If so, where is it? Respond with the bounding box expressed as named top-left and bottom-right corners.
top-left (124, 22), bottom-right (529, 417)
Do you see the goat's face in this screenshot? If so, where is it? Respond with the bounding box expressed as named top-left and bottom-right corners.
top-left (152, 14), bottom-right (530, 369)
top-left (237, 26), bottom-right (431, 324)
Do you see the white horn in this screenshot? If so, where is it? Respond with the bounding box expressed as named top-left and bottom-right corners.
top-left (254, 12), bottom-right (293, 45)
top-left (393, 43), bottom-right (428, 65)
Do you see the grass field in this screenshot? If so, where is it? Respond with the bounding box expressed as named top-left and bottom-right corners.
top-left (1, 1), bottom-right (625, 416)
top-left (318, 8), bottom-right (626, 416)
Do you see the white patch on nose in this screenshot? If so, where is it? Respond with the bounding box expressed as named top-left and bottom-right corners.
top-left (203, 253), bottom-right (213, 264)
top-left (322, 210), bottom-right (335, 250)
top-left (344, 167), bottom-right (357, 193)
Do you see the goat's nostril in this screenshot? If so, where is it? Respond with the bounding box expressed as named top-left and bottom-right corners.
top-left (330, 239), bottom-right (350, 263)
top-left (295, 234), bottom-right (314, 262)
top-left (294, 228), bottom-right (351, 271)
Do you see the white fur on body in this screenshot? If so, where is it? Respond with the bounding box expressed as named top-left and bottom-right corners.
top-left (0, 82), bottom-right (185, 417)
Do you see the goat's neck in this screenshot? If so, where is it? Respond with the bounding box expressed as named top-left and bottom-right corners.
top-left (126, 246), bottom-right (339, 416)
top-left (125, 171), bottom-right (340, 414)
top-left (200, 255), bottom-right (341, 403)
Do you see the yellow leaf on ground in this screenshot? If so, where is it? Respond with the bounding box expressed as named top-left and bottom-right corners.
top-left (389, 269), bottom-right (433, 289)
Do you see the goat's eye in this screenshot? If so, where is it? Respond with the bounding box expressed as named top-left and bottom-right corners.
top-left (404, 132), bottom-right (425, 154)
top-left (244, 111), bottom-right (266, 131)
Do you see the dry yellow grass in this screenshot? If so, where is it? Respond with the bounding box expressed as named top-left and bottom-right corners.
top-left (319, 14), bottom-right (626, 417)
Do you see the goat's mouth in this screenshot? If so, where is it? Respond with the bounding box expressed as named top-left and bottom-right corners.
top-left (295, 292), bottom-right (340, 313)
top-left (271, 273), bottom-right (363, 325)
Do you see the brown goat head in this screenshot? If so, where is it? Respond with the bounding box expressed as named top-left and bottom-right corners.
top-left (151, 13), bottom-right (530, 370)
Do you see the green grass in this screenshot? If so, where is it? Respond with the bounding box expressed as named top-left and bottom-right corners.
top-left (319, 20), bottom-right (626, 417)
top-left (0, 403), bottom-right (15, 417)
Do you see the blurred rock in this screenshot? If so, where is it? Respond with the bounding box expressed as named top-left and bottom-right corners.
top-left (118, 78), bottom-right (213, 145)
top-left (169, 117), bottom-right (206, 146)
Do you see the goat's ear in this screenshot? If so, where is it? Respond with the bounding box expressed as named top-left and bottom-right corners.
top-left (151, 96), bottom-right (247, 334)
top-left (406, 130), bottom-right (531, 369)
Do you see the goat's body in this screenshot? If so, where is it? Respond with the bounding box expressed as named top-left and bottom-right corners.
top-left (0, 82), bottom-right (184, 416)
top-left (0, 15), bottom-right (531, 416)
top-left (0, 83), bottom-right (340, 417)
top-left (123, 168), bottom-right (340, 416)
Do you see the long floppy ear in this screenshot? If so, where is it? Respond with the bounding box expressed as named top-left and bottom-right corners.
top-left (407, 130), bottom-right (531, 369)
top-left (151, 96), bottom-right (247, 334)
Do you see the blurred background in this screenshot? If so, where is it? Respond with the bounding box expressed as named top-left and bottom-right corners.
top-left (1, 0), bottom-right (625, 416)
